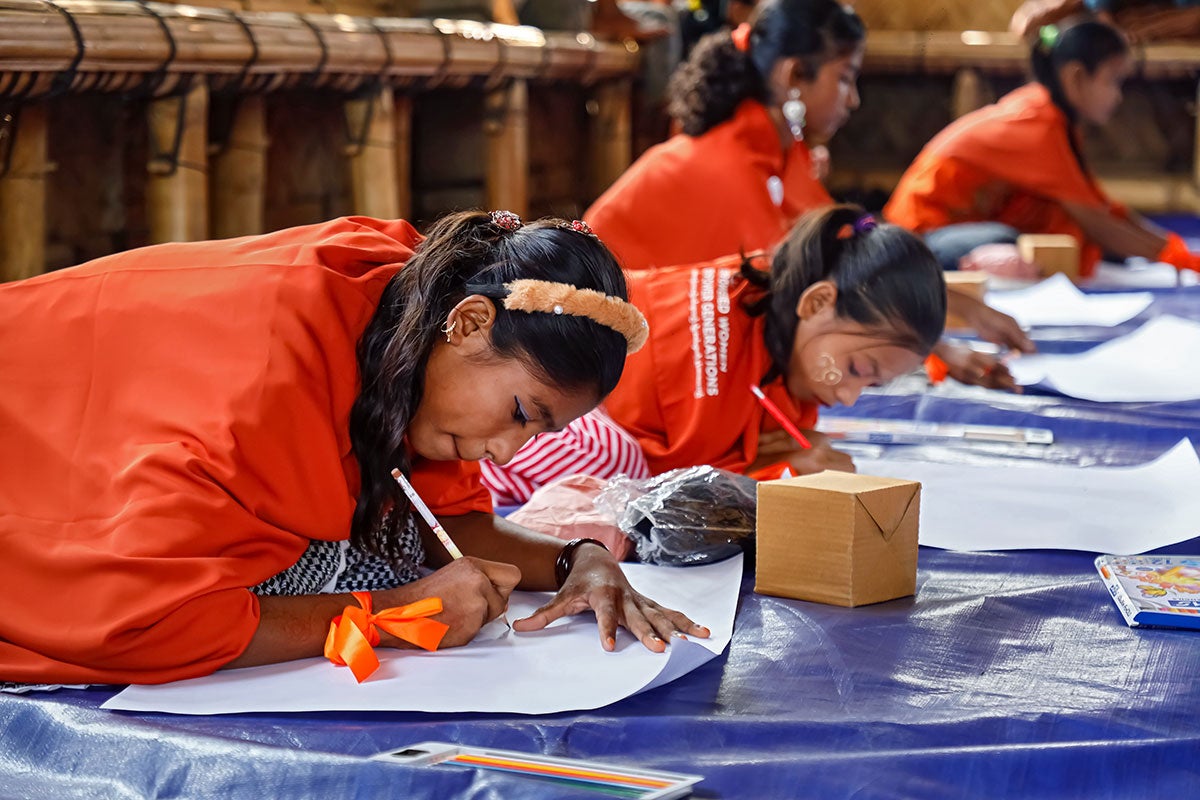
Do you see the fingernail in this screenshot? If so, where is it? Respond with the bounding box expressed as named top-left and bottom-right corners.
top-left (606, 637), bottom-right (616, 650)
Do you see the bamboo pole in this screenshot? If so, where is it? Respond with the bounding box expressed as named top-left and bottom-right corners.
top-left (587, 78), bottom-right (632, 201)
top-left (210, 94), bottom-right (267, 239)
top-left (0, 102), bottom-right (49, 281)
top-left (951, 68), bottom-right (988, 119)
top-left (345, 86), bottom-right (399, 220)
top-left (484, 78), bottom-right (528, 217)
top-left (394, 92), bottom-right (413, 220)
top-left (147, 81), bottom-right (209, 244)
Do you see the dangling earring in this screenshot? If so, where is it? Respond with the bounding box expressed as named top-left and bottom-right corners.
top-left (815, 353), bottom-right (842, 386)
top-left (782, 87), bottom-right (806, 142)
top-left (441, 319), bottom-right (457, 343)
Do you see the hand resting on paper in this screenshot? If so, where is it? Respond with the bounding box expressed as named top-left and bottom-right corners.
top-left (512, 542), bottom-right (712, 653)
top-left (947, 290), bottom-right (1037, 356)
top-left (932, 341), bottom-right (1021, 393)
top-left (751, 428), bottom-right (856, 476)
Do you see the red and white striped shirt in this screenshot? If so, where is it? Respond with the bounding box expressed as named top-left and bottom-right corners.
top-left (480, 407), bottom-right (649, 506)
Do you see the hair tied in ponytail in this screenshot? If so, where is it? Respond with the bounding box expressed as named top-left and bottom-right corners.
top-left (490, 210), bottom-right (523, 231)
top-left (732, 22), bottom-right (751, 53)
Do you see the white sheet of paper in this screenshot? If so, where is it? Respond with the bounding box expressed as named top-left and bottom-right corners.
top-left (985, 273), bottom-right (1152, 328)
top-left (857, 440), bottom-right (1200, 553)
top-left (1008, 315), bottom-right (1200, 402)
top-left (102, 555), bottom-right (742, 716)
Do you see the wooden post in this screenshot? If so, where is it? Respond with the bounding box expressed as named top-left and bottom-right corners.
top-left (345, 86), bottom-right (400, 220)
top-left (147, 81), bottom-right (209, 244)
top-left (0, 102), bottom-right (49, 281)
top-left (394, 92), bottom-right (413, 221)
top-left (1193, 77), bottom-right (1200, 207)
top-left (951, 68), bottom-right (989, 119)
top-left (210, 94), bottom-right (267, 240)
top-left (484, 78), bottom-right (528, 217)
top-left (587, 79), bottom-right (632, 202)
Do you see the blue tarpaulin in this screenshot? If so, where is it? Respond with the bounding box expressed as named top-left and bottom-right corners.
top-left (3, 284), bottom-right (1198, 799)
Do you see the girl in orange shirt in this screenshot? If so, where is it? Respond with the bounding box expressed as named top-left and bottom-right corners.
top-left (484, 205), bottom-right (946, 498)
top-left (584, 0), bottom-right (864, 269)
top-left (605, 205), bottom-right (947, 480)
top-left (0, 211), bottom-right (708, 687)
top-left (886, 18), bottom-right (1200, 279)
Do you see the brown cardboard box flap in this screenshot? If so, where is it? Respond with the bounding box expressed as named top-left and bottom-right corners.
top-left (856, 483), bottom-right (920, 542)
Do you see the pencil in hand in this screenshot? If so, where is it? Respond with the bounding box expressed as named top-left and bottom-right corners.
top-left (749, 384), bottom-right (812, 449)
top-left (390, 468), bottom-right (509, 629)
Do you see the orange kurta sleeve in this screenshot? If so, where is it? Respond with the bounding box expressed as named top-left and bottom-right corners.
top-left (605, 256), bottom-right (818, 476)
top-left (409, 458), bottom-right (493, 516)
top-left (585, 100), bottom-right (832, 271)
top-left (0, 216), bottom-right (486, 686)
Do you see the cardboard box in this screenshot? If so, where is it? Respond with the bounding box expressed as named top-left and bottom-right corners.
top-left (755, 471), bottom-right (920, 607)
top-left (1017, 234), bottom-right (1081, 281)
top-left (944, 270), bottom-right (989, 329)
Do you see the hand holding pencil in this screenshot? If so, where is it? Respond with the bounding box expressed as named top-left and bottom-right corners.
top-left (749, 385), bottom-right (855, 476)
top-left (392, 468), bottom-right (512, 630)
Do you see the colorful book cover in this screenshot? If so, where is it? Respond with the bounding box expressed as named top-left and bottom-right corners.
top-left (1095, 555), bottom-right (1200, 630)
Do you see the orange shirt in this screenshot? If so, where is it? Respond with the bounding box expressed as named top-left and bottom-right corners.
top-left (585, 100), bottom-right (833, 270)
top-left (884, 83), bottom-right (1118, 277)
top-left (604, 255), bottom-right (819, 476)
top-left (0, 217), bottom-right (492, 685)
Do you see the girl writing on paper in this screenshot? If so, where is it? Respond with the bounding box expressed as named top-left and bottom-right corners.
top-left (0, 211), bottom-right (708, 687)
top-left (885, 18), bottom-right (1200, 280)
top-left (487, 205), bottom-right (946, 502)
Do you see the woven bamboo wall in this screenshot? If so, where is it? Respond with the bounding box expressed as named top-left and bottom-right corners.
top-left (852, 0), bottom-right (1023, 32)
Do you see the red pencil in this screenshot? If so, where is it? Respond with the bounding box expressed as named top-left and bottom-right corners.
top-left (750, 384), bottom-right (812, 449)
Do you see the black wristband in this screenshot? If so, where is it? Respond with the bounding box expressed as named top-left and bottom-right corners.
top-left (554, 538), bottom-right (608, 588)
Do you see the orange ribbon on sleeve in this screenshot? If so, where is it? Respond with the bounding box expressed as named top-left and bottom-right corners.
top-left (323, 591), bottom-right (449, 683)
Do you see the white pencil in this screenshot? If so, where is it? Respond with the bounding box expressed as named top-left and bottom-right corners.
top-left (391, 468), bottom-right (465, 560)
top-left (391, 467), bottom-right (509, 629)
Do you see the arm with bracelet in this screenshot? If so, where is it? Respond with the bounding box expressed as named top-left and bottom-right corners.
top-left (440, 514), bottom-right (709, 653)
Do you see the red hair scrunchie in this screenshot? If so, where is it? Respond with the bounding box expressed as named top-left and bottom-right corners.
top-left (732, 23), bottom-right (751, 53)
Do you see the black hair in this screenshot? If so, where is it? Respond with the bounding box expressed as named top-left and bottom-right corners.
top-left (668, 0), bottom-right (865, 136)
top-left (1030, 18), bottom-right (1129, 171)
top-left (741, 204), bottom-right (947, 385)
top-left (350, 211), bottom-right (629, 560)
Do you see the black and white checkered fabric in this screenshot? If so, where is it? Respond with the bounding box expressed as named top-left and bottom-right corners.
top-left (2, 513), bottom-right (426, 693)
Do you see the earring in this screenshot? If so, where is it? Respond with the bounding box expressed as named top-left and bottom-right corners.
top-left (441, 319), bottom-right (457, 343)
top-left (782, 87), bottom-right (806, 142)
top-left (815, 353), bottom-right (842, 386)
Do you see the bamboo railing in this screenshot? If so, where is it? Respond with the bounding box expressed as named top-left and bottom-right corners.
top-left (0, 1), bottom-right (641, 280)
top-left (0, 1), bottom-right (637, 97)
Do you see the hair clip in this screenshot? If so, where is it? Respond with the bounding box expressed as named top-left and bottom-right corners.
top-left (560, 219), bottom-right (597, 238)
top-left (853, 214), bottom-right (877, 234)
top-left (1038, 24), bottom-right (1060, 52)
top-left (731, 22), bottom-right (751, 53)
top-left (490, 210), bottom-right (523, 231)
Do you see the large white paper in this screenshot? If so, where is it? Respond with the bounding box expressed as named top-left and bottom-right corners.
top-left (986, 273), bottom-right (1152, 328)
top-left (1008, 315), bottom-right (1200, 402)
top-left (103, 555), bottom-right (742, 716)
top-left (857, 440), bottom-right (1200, 553)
